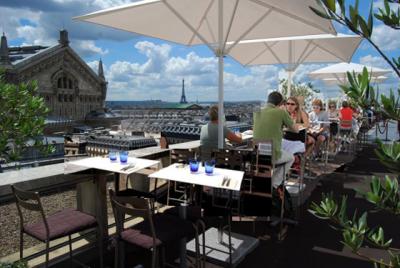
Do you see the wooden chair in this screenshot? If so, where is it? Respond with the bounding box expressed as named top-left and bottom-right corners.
top-left (109, 189), bottom-right (194, 268)
top-left (12, 185), bottom-right (101, 268)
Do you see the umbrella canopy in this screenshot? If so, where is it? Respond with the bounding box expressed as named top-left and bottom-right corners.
top-left (228, 34), bottom-right (362, 96)
top-left (74, 0), bottom-right (336, 148)
top-left (229, 34), bottom-right (362, 96)
top-left (309, 62), bottom-right (392, 83)
top-left (228, 34), bottom-right (361, 66)
top-left (322, 75), bottom-right (388, 86)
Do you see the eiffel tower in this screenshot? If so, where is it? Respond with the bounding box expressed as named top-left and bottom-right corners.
top-left (180, 79), bottom-right (187, 104)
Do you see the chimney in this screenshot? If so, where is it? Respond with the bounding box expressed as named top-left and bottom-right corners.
top-left (98, 58), bottom-right (105, 80)
top-left (59, 29), bottom-right (69, 46)
top-left (0, 33), bottom-right (11, 67)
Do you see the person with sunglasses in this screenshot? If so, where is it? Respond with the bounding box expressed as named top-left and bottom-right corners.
top-left (285, 96), bottom-right (309, 129)
top-left (253, 91), bottom-right (299, 189)
top-left (328, 101), bottom-right (339, 120)
top-left (308, 99), bottom-right (329, 158)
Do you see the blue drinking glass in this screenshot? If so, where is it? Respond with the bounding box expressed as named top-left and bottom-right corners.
top-left (119, 151), bottom-right (128, 164)
top-left (205, 160), bottom-right (215, 175)
top-left (109, 151), bottom-right (117, 162)
top-left (189, 159), bottom-right (199, 172)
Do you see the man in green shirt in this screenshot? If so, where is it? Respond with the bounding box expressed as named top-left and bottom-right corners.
top-left (253, 91), bottom-right (298, 188)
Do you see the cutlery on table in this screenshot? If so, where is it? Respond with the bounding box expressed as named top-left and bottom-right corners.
top-left (120, 163), bottom-right (135, 171)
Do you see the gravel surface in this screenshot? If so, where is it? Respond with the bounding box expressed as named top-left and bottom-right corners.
top-left (0, 189), bottom-right (76, 258)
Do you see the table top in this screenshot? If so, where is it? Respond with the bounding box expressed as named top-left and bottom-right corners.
top-left (149, 163), bottom-right (244, 191)
top-left (65, 156), bottom-right (160, 175)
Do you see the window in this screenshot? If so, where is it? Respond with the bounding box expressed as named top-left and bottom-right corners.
top-left (64, 95), bottom-right (68, 102)
top-left (69, 95), bottom-right (73, 102)
top-left (63, 77), bottom-right (67, 88)
top-left (57, 78), bottom-right (62, 88)
top-left (68, 79), bottom-right (73, 89)
top-left (58, 94), bottom-right (62, 102)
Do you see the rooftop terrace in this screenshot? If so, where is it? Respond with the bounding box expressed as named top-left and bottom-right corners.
top-left (0, 123), bottom-right (398, 268)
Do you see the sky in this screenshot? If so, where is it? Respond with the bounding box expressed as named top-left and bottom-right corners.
top-left (0, 0), bottom-right (399, 102)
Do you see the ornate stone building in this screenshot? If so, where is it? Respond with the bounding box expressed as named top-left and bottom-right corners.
top-left (0, 30), bottom-right (107, 120)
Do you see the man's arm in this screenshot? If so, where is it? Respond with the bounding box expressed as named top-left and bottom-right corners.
top-left (227, 132), bottom-right (243, 144)
top-left (283, 111), bottom-right (299, 133)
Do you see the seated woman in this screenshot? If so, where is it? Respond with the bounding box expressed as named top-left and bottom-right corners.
top-left (328, 101), bottom-right (339, 120)
top-left (308, 99), bottom-right (330, 158)
top-left (339, 101), bottom-right (353, 129)
top-left (283, 96), bottom-right (310, 155)
top-left (200, 105), bottom-right (242, 159)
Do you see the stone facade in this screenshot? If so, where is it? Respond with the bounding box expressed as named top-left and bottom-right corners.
top-left (0, 30), bottom-right (107, 120)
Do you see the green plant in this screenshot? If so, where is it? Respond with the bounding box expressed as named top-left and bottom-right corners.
top-left (374, 140), bottom-right (400, 174)
top-left (309, 2), bottom-right (400, 267)
top-left (362, 176), bottom-right (400, 215)
top-left (279, 79), bottom-right (319, 103)
top-left (309, 190), bottom-right (400, 267)
top-left (0, 260), bottom-right (29, 268)
top-left (375, 0), bottom-right (400, 29)
top-left (380, 88), bottom-right (400, 121)
top-left (0, 70), bottom-right (52, 165)
top-left (311, 0), bottom-right (400, 77)
top-left (339, 67), bottom-right (377, 110)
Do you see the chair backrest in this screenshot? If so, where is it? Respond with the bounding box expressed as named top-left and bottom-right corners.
top-left (11, 185), bottom-right (49, 235)
top-left (213, 148), bottom-right (243, 170)
top-left (339, 119), bottom-right (353, 130)
top-left (108, 189), bottom-right (155, 244)
top-left (170, 148), bottom-right (197, 165)
top-left (252, 139), bottom-right (274, 178)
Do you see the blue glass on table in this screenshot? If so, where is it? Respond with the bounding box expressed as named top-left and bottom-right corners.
top-left (119, 151), bottom-right (128, 164)
top-left (205, 160), bottom-right (215, 175)
top-left (189, 159), bottom-right (199, 172)
top-left (109, 151), bottom-right (117, 162)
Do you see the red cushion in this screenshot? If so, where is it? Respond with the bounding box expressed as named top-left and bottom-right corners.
top-left (120, 214), bottom-right (193, 249)
top-left (24, 208), bottom-right (97, 241)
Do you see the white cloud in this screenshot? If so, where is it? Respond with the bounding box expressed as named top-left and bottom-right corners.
top-left (359, 55), bottom-right (391, 69)
top-left (103, 41), bottom-right (283, 101)
top-left (373, 0), bottom-right (398, 12)
top-left (0, 0), bottom-right (134, 50)
top-left (72, 40), bottom-right (109, 57)
top-left (371, 24), bottom-right (400, 51)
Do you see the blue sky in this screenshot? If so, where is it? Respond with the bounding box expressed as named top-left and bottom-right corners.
top-left (0, 0), bottom-right (398, 102)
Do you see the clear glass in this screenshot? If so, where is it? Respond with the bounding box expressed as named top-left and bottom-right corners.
top-left (189, 159), bottom-right (199, 172)
top-left (119, 151), bottom-right (128, 163)
top-left (205, 160), bottom-right (215, 175)
top-left (109, 151), bottom-right (117, 161)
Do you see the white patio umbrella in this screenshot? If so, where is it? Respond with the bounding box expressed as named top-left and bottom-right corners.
top-left (321, 75), bottom-right (388, 86)
top-left (228, 34), bottom-right (362, 96)
top-left (74, 0), bottom-right (336, 148)
top-left (309, 62), bottom-right (392, 83)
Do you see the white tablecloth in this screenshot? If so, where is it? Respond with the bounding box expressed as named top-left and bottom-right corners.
top-left (149, 163), bottom-right (244, 191)
top-left (64, 156), bottom-right (160, 175)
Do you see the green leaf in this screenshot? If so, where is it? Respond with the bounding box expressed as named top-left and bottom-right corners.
top-left (325, 0), bottom-right (336, 12)
top-left (310, 6), bottom-right (332, 20)
top-left (358, 16), bottom-right (371, 37)
top-left (367, 2), bottom-right (374, 34)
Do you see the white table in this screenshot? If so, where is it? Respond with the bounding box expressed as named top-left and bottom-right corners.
top-left (65, 156), bottom-right (160, 175)
top-left (149, 163), bottom-right (244, 191)
top-left (150, 163), bottom-right (244, 268)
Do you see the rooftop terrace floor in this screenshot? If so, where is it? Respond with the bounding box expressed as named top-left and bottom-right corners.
top-left (1, 143), bottom-right (397, 268)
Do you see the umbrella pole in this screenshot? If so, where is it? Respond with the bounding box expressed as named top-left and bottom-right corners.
top-left (217, 53), bottom-right (224, 149)
top-left (217, 0), bottom-right (224, 149)
top-left (287, 70), bottom-right (292, 97)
